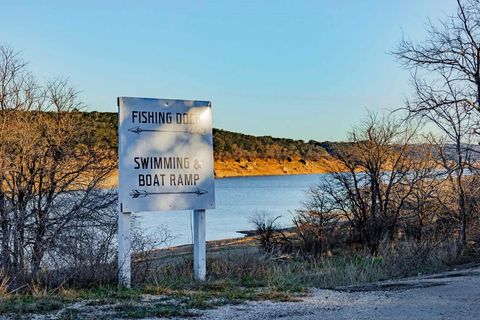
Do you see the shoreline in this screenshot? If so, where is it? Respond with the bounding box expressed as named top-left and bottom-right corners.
top-left (214, 157), bottom-right (340, 178)
top-left (104, 157), bottom-right (340, 187)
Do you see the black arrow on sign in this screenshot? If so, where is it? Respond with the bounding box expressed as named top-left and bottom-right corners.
top-left (130, 189), bottom-right (209, 198)
top-left (128, 126), bottom-right (203, 135)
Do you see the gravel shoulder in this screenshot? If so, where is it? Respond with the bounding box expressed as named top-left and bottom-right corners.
top-left (189, 265), bottom-right (480, 320)
top-left (3, 265), bottom-right (479, 319)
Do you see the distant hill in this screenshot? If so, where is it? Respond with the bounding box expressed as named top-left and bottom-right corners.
top-left (82, 111), bottom-right (339, 161)
top-left (79, 111), bottom-right (480, 179)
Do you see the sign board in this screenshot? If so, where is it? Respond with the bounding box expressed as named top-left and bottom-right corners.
top-left (118, 97), bottom-right (215, 212)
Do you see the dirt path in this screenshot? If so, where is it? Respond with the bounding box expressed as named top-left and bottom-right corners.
top-left (191, 266), bottom-right (480, 320)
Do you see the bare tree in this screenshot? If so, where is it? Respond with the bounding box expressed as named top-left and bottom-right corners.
top-left (393, 0), bottom-right (480, 247)
top-left (394, 0), bottom-right (480, 111)
top-left (294, 186), bottom-right (338, 257)
top-left (0, 45), bottom-right (117, 288)
top-left (304, 114), bottom-right (434, 253)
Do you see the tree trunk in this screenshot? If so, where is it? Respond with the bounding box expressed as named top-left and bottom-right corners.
top-left (456, 143), bottom-right (467, 249)
top-left (0, 193), bottom-right (11, 270)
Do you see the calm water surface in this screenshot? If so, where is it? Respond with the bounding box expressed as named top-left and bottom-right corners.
top-left (135, 174), bottom-right (325, 247)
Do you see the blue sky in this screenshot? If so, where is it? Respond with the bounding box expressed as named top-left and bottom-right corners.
top-left (1, 1), bottom-right (457, 141)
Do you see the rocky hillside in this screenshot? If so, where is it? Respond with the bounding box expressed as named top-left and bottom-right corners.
top-left (83, 111), bottom-right (341, 177)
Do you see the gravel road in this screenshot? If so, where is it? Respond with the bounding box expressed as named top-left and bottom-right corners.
top-left (190, 266), bottom-right (480, 320)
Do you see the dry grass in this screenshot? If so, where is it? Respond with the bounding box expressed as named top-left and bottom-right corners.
top-left (0, 240), bottom-right (476, 319)
top-left (138, 239), bottom-right (472, 292)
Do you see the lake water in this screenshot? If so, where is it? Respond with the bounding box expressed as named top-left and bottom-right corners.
top-left (134, 174), bottom-right (325, 247)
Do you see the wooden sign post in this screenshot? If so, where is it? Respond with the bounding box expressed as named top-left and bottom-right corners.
top-left (117, 97), bottom-right (215, 287)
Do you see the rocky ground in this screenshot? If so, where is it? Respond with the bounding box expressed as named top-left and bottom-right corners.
top-left (184, 265), bottom-right (480, 320)
top-left (102, 157), bottom-right (341, 188)
top-left (5, 264), bottom-right (478, 320)
top-left (214, 158), bottom-right (340, 178)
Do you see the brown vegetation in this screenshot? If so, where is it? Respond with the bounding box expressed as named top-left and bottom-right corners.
top-left (1, 3), bottom-right (480, 319)
top-left (0, 46), bottom-right (118, 291)
top-left (252, 0), bottom-right (480, 266)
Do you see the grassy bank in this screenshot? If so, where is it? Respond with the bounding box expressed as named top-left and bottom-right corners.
top-left (0, 240), bottom-right (477, 319)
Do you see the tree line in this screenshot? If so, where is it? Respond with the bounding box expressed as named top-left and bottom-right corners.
top-left (81, 111), bottom-right (339, 161)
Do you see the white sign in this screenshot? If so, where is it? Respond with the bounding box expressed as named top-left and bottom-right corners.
top-left (118, 97), bottom-right (215, 212)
